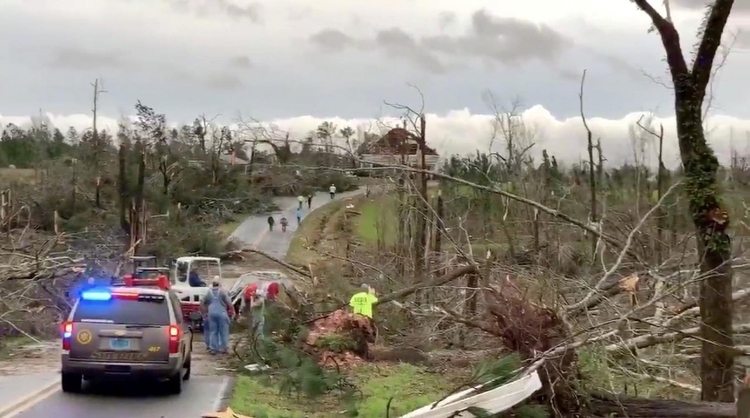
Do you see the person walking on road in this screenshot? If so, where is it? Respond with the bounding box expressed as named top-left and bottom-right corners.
top-left (201, 279), bottom-right (235, 355)
top-left (280, 216), bottom-right (288, 232)
top-left (307, 195), bottom-right (313, 209)
top-left (296, 207), bottom-right (302, 225)
top-left (329, 184), bottom-right (336, 199)
top-left (267, 215), bottom-right (275, 231)
top-left (297, 195), bottom-right (304, 209)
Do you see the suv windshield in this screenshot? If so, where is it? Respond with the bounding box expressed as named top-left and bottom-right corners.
top-left (73, 298), bottom-right (170, 325)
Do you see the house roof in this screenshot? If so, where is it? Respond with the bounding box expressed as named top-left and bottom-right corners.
top-left (360, 127), bottom-right (439, 156)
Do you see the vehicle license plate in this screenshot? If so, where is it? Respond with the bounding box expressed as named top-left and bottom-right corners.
top-left (109, 338), bottom-right (131, 350)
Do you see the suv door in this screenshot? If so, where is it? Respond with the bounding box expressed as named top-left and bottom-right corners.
top-left (68, 293), bottom-right (172, 363)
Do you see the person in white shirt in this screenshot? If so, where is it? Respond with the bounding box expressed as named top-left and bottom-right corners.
top-left (329, 184), bottom-right (336, 199)
top-left (297, 195), bottom-right (304, 209)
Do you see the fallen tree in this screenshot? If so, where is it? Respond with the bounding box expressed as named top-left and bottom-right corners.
top-left (587, 393), bottom-right (735, 417)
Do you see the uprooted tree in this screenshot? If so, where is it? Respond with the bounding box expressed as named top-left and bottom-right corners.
top-left (254, 70), bottom-right (745, 415)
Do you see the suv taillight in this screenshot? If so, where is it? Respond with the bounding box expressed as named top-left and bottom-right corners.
top-left (168, 325), bottom-right (180, 354)
top-left (62, 321), bottom-right (73, 351)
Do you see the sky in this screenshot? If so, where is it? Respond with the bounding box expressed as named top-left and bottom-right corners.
top-left (1, 0), bottom-right (750, 168)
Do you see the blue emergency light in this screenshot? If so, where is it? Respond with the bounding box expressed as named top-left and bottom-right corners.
top-left (80, 289), bottom-right (112, 301)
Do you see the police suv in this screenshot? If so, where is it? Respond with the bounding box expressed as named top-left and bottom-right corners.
top-left (60, 275), bottom-right (193, 394)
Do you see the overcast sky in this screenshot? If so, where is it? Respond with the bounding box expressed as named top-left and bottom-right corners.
top-left (1, 0), bottom-right (749, 167)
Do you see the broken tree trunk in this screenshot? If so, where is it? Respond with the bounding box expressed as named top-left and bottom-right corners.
top-left (587, 393), bottom-right (735, 417)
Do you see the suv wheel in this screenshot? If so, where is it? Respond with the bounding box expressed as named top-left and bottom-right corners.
top-left (61, 372), bottom-right (82, 393)
top-left (166, 371), bottom-right (183, 394)
top-left (183, 355), bottom-right (191, 381)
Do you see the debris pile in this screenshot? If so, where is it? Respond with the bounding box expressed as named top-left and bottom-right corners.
top-left (305, 309), bottom-right (376, 366)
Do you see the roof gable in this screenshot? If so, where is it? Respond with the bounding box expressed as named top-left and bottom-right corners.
top-left (361, 128), bottom-right (438, 156)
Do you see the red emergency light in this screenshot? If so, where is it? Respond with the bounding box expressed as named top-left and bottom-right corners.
top-left (123, 274), bottom-right (171, 290)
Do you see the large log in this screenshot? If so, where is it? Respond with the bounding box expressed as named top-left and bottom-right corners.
top-left (587, 394), bottom-right (735, 417)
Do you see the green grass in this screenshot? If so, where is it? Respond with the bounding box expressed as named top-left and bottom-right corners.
top-left (578, 346), bottom-right (696, 400)
top-left (286, 200), bottom-right (344, 266)
top-left (0, 168), bottom-right (38, 185)
top-left (230, 363), bottom-right (455, 418)
top-left (230, 374), bottom-right (329, 418)
top-left (356, 195), bottom-right (398, 246)
top-left (355, 185), bottom-right (446, 247)
top-left (217, 216), bottom-right (243, 240)
top-left (0, 336), bottom-right (35, 361)
top-left (355, 363), bottom-right (455, 416)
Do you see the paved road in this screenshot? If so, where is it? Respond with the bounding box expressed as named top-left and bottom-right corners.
top-left (228, 189), bottom-right (366, 259)
top-left (0, 373), bottom-right (56, 410)
top-left (4, 373), bottom-right (232, 418)
top-left (0, 189), bottom-right (366, 418)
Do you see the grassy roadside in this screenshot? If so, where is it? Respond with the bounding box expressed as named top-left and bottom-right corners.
top-left (285, 200), bottom-right (344, 266)
top-left (228, 194), bottom-right (459, 417)
top-left (355, 194), bottom-right (398, 246)
top-left (0, 336), bottom-right (35, 361)
top-left (355, 184), bottom-right (442, 247)
top-left (217, 215), bottom-right (244, 241)
top-left (230, 363), bottom-right (455, 417)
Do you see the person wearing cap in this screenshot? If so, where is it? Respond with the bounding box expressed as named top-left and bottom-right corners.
top-left (349, 284), bottom-right (378, 319)
top-left (189, 269), bottom-right (206, 287)
top-left (201, 278), bottom-right (235, 354)
top-left (240, 282), bottom-right (271, 338)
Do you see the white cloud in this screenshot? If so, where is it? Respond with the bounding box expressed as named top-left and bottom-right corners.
top-left (3, 107), bottom-right (749, 170)
top-left (1, 0), bottom-right (748, 169)
top-left (1, 0), bottom-right (747, 120)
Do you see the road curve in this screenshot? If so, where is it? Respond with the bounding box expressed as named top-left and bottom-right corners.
top-left (1, 188), bottom-right (368, 417)
top-left (228, 188), bottom-right (368, 259)
top-left (7, 375), bottom-right (232, 418)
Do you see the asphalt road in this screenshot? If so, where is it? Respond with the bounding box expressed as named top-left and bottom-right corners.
top-left (228, 189), bottom-right (366, 259)
top-left (0, 373), bottom-right (56, 410)
top-left (1, 188), bottom-right (367, 417)
top-left (5, 374), bottom-right (232, 418)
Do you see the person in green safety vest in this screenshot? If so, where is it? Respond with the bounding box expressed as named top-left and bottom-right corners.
top-left (349, 284), bottom-right (378, 319)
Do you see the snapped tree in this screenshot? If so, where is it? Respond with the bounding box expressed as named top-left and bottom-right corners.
top-left (631, 0), bottom-right (735, 402)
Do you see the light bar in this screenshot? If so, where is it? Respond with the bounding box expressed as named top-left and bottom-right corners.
top-left (80, 290), bottom-right (112, 301)
top-left (123, 275), bottom-right (170, 290)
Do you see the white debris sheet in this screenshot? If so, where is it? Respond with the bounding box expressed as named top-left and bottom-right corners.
top-left (400, 371), bottom-right (542, 418)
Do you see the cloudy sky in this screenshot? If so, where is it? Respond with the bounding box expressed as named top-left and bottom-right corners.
top-left (1, 0), bottom-right (750, 167)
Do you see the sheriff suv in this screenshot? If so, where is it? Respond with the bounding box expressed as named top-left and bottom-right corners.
top-left (60, 275), bottom-right (193, 394)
